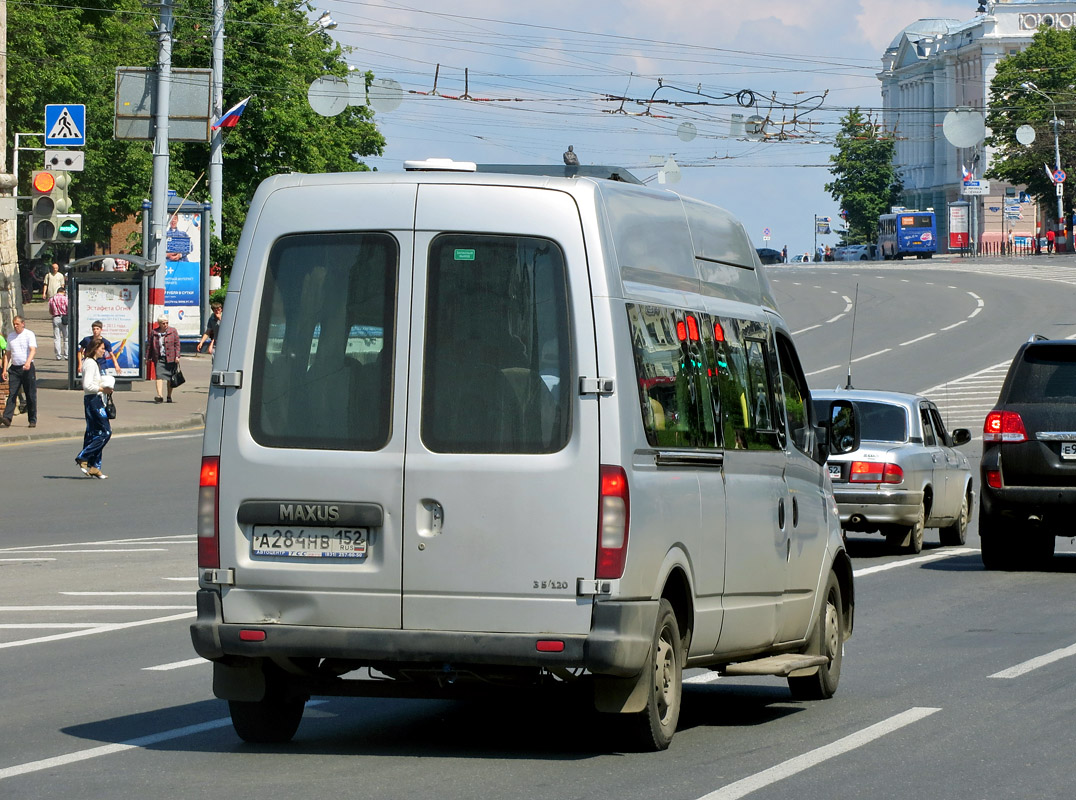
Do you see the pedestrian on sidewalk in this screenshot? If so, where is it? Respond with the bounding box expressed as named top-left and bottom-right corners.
top-left (76, 339), bottom-right (114, 479)
top-left (1, 316), bottom-right (38, 428)
top-left (48, 286), bottom-right (70, 360)
top-left (77, 321), bottom-right (120, 375)
top-left (147, 315), bottom-right (181, 403)
top-left (1047, 229), bottom-right (1056, 253)
top-left (196, 302), bottom-right (223, 355)
top-left (42, 262), bottom-right (65, 301)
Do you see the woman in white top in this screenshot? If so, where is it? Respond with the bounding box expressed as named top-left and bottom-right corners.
top-left (77, 340), bottom-right (115, 479)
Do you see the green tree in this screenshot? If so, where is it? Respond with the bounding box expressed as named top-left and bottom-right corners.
top-left (825, 108), bottom-right (902, 244)
top-left (985, 25), bottom-right (1076, 221)
top-left (8, 0), bottom-right (385, 267)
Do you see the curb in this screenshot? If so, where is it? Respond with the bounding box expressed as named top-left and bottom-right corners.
top-left (0, 412), bottom-right (206, 446)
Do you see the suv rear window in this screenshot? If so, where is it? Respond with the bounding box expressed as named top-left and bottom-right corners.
top-left (249, 232), bottom-right (397, 450)
top-left (1006, 345), bottom-right (1076, 402)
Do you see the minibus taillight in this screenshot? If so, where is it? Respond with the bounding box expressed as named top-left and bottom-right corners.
top-left (983, 410), bottom-right (1027, 443)
top-left (596, 465), bottom-right (630, 579)
top-left (198, 456), bottom-right (220, 569)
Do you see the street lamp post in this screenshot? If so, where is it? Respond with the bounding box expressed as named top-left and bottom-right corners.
top-left (1022, 81), bottom-right (1065, 251)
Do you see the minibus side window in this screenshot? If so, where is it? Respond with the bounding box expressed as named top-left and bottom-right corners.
top-left (709, 318), bottom-right (780, 451)
top-left (250, 232), bottom-right (397, 450)
top-left (422, 234), bottom-right (571, 454)
top-left (775, 333), bottom-right (813, 455)
top-left (627, 304), bottom-right (716, 448)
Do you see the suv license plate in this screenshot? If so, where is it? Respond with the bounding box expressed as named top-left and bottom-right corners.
top-left (1062, 442), bottom-right (1076, 460)
top-left (251, 526), bottom-right (368, 558)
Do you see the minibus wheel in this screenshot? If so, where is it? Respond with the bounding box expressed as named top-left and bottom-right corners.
top-left (788, 571), bottom-right (843, 700)
top-left (630, 598), bottom-right (683, 750)
top-left (228, 693), bottom-right (307, 743)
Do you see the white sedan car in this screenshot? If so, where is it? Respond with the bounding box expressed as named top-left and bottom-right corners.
top-left (813, 389), bottom-right (974, 553)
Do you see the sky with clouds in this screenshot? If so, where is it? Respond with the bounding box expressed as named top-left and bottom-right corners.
top-left (317, 0), bottom-right (977, 255)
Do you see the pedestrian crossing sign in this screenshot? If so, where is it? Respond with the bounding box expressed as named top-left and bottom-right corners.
top-left (44, 104), bottom-right (86, 146)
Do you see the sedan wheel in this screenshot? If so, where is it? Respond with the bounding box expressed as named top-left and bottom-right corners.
top-left (939, 491), bottom-right (969, 546)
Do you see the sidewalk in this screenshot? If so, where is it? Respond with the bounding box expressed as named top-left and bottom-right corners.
top-left (2, 300), bottom-right (209, 444)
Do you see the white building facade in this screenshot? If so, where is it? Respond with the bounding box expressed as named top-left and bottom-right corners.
top-left (878, 1), bottom-right (1076, 250)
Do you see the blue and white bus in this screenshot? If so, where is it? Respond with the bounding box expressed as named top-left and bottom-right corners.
top-left (878, 210), bottom-right (936, 259)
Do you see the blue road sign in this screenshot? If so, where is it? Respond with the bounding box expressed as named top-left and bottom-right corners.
top-left (44, 104), bottom-right (86, 147)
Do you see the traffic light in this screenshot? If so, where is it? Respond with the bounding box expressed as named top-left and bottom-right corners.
top-left (29, 170), bottom-right (71, 242)
top-left (56, 214), bottom-right (82, 243)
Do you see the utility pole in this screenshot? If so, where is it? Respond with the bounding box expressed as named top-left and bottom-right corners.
top-left (0, 0), bottom-right (22, 331)
top-left (147, 0), bottom-right (175, 322)
top-left (208, 0), bottom-right (223, 243)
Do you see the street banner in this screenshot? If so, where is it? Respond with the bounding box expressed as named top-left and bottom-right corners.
top-left (948, 204), bottom-right (970, 249)
top-left (76, 283), bottom-right (142, 377)
top-left (163, 211), bottom-right (203, 338)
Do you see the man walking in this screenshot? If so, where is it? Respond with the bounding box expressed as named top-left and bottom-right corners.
top-left (2, 316), bottom-right (38, 428)
top-left (48, 286), bottom-right (70, 359)
top-left (42, 262), bottom-right (65, 301)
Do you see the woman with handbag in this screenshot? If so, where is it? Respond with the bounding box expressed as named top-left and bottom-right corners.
top-left (76, 339), bottom-right (114, 479)
top-left (147, 314), bottom-right (181, 403)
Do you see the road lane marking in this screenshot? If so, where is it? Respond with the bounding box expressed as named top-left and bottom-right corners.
top-left (0, 558), bottom-right (56, 562)
top-left (147, 433), bottom-right (203, 440)
top-left (685, 672), bottom-right (723, 684)
top-left (989, 642), bottom-right (1076, 679)
top-left (792, 324), bottom-right (821, 335)
top-left (696, 707), bottom-right (941, 800)
top-left (806, 364), bottom-right (842, 376)
top-left (0, 701), bottom-right (326, 781)
top-left (853, 549), bottom-right (978, 577)
top-left (851, 348), bottom-right (891, 363)
top-left (0, 623), bottom-right (103, 629)
top-left (900, 333), bottom-right (936, 346)
top-left (0, 534), bottom-right (194, 553)
top-left (0, 549), bottom-right (169, 554)
top-left (143, 657), bottom-right (209, 671)
top-left (0, 612), bottom-right (195, 650)
top-left (163, 577), bottom-right (198, 581)
top-left (0, 605), bottom-right (194, 611)
top-left (60, 592), bottom-right (192, 596)
top-left (941, 320), bottom-right (967, 331)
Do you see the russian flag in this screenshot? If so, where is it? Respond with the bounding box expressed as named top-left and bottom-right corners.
top-left (961, 164), bottom-right (971, 182)
top-left (212, 96), bottom-right (251, 130)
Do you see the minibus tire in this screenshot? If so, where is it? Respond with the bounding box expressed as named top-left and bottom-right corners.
top-left (228, 694), bottom-right (307, 743)
top-left (630, 598), bottom-right (682, 751)
top-left (788, 571), bottom-right (843, 701)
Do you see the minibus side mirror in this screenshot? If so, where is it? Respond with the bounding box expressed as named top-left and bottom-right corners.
top-left (827, 400), bottom-right (859, 456)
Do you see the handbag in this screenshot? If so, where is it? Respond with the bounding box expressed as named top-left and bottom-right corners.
top-left (170, 364), bottom-right (186, 388)
top-left (105, 394), bottom-right (117, 420)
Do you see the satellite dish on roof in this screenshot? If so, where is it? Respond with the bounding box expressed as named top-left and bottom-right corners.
top-left (677, 122), bottom-right (697, 142)
top-left (368, 78), bottom-right (403, 113)
top-left (1016, 124), bottom-right (1037, 146)
top-left (308, 76), bottom-right (349, 117)
top-left (942, 109), bottom-right (985, 148)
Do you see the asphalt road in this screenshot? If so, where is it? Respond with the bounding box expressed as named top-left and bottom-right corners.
top-left (2, 261), bottom-right (1076, 799)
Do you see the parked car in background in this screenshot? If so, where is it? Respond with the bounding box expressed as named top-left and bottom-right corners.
top-left (838, 245), bottom-right (875, 261)
top-left (755, 247), bottom-right (783, 264)
top-left (790, 253), bottom-right (811, 263)
top-left (980, 336), bottom-right (1076, 570)
top-left (813, 389), bottom-right (973, 553)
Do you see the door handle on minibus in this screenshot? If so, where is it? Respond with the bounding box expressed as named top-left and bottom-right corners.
top-left (418, 499), bottom-right (444, 538)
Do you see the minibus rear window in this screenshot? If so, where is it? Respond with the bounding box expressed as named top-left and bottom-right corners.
top-left (421, 234), bottom-right (571, 454)
top-left (249, 232), bottom-right (398, 450)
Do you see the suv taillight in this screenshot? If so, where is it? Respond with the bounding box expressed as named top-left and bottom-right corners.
top-left (198, 457), bottom-right (220, 568)
top-left (596, 465), bottom-right (630, 579)
top-left (983, 410), bottom-right (1028, 443)
top-left (849, 461), bottom-right (904, 484)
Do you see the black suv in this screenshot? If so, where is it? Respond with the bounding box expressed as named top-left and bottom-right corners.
top-left (980, 337), bottom-right (1076, 569)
